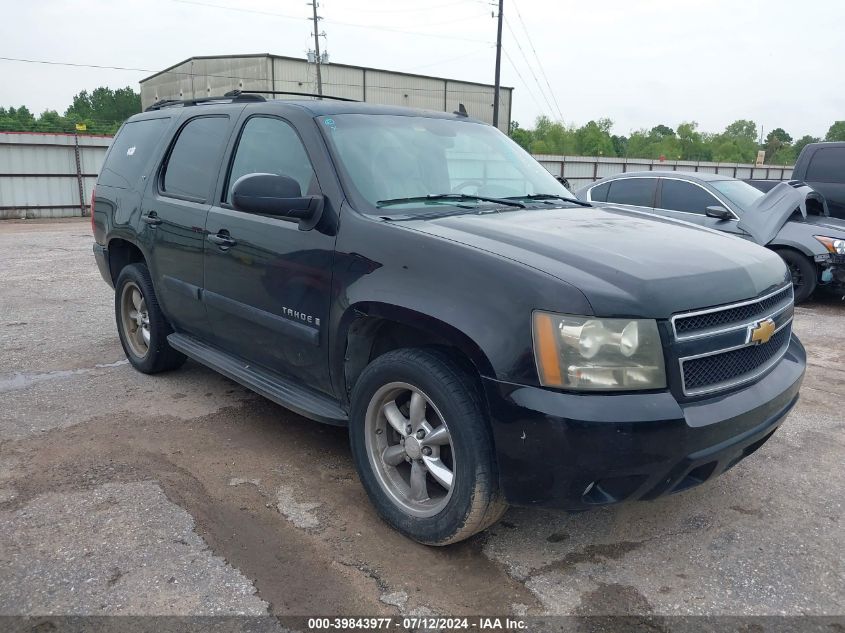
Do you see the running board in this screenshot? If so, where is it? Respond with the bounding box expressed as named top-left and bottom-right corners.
top-left (167, 333), bottom-right (348, 426)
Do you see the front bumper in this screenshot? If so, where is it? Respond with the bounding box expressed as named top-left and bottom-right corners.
top-left (93, 243), bottom-right (113, 288)
top-left (484, 335), bottom-right (806, 509)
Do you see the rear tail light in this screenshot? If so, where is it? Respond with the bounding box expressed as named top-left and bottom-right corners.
top-left (90, 186), bottom-right (96, 233)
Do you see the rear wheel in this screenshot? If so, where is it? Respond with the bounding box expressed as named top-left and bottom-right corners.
top-left (777, 249), bottom-right (817, 303)
top-left (349, 348), bottom-right (507, 545)
top-left (115, 263), bottom-right (186, 374)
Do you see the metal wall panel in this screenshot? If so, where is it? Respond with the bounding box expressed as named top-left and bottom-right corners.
top-left (366, 70), bottom-right (444, 111)
top-left (537, 154), bottom-right (796, 187)
top-left (0, 132), bottom-right (110, 219)
top-left (141, 55), bottom-right (512, 130)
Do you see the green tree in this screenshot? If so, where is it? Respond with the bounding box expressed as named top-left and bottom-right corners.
top-left (508, 120), bottom-right (533, 150)
top-left (712, 119), bottom-right (759, 163)
top-left (649, 124), bottom-right (675, 140)
top-left (528, 115), bottom-right (577, 155)
top-left (825, 121), bottom-right (845, 142)
top-left (764, 127), bottom-right (793, 165)
top-left (574, 118), bottom-right (616, 156)
top-left (1, 86), bottom-right (141, 135)
top-left (611, 134), bottom-right (628, 157)
top-left (793, 134), bottom-right (820, 158)
top-left (676, 121), bottom-right (712, 161)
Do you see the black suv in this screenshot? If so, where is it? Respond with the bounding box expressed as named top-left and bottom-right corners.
top-left (92, 94), bottom-right (806, 545)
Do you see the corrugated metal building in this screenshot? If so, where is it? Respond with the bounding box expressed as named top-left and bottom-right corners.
top-left (0, 132), bottom-right (110, 219)
top-left (139, 54), bottom-right (513, 132)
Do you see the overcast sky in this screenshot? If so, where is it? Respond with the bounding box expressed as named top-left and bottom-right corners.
top-left (1, 0), bottom-right (843, 138)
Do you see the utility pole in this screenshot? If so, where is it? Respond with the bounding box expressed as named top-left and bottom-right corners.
top-left (309, 1), bottom-right (323, 97)
top-left (492, 0), bottom-right (504, 129)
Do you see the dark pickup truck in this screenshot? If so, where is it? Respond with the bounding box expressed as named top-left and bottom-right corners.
top-left (92, 93), bottom-right (805, 545)
top-left (748, 141), bottom-right (845, 219)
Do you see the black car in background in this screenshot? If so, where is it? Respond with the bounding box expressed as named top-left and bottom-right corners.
top-left (747, 142), bottom-right (845, 219)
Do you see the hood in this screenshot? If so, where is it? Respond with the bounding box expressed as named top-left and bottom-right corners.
top-left (403, 205), bottom-right (789, 318)
top-left (738, 182), bottom-right (829, 244)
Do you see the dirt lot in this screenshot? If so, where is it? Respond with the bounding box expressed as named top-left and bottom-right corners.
top-left (1, 219), bottom-right (843, 620)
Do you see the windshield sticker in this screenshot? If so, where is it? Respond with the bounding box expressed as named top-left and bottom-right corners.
top-left (323, 118), bottom-right (336, 132)
top-left (126, 146), bottom-right (136, 156)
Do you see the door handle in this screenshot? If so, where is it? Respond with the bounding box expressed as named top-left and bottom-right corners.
top-left (141, 211), bottom-right (162, 226)
top-left (207, 232), bottom-right (237, 249)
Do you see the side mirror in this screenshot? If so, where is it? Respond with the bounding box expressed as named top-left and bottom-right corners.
top-left (705, 205), bottom-right (733, 220)
top-left (231, 173), bottom-right (324, 231)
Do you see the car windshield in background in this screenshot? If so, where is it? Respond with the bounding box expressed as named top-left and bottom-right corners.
top-left (319, 114), bottom-right (575, 213)
top-left (711, 179), bottom-right (765, 211)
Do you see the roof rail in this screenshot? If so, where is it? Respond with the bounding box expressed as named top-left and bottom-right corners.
top-left (144, 92), bottom-right (266, 111)
top-left (225, 89), bottom-right (359, 102)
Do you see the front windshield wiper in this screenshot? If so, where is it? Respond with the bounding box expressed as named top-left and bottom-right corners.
top-left (507, 194), bottom-right (592, 207)
top-left (376, 193), bottom-right (526, 209)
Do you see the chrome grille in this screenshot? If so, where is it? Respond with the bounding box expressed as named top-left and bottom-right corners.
top-left (673, 284), bottom-right (794, 396)
top-left (674, 286), bottom-right (792, 335)
top-left (682, 325), bottom-right (791, 393)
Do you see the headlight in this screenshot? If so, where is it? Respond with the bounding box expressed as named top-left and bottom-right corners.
top-left (532, 312), bottom-right (666, 391)
top-left (814, 235), bottom-right (845, 255)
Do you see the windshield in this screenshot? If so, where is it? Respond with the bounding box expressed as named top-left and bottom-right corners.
top-left (710, 179), bottom-right (765, 211)
top-left (319, 114), bottom-right (574, 212)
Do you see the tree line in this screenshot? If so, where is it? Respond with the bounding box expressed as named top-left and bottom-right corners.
top-left (3, 85), bottom-right (842, 166)
top-left (0, 87), bottom-right (140, 136)
top-left (509, 117), bottom-right (845, 165)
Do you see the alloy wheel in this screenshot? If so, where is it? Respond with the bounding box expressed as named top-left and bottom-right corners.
top-left (120, 281), bottom-right (150, 358)
top-left (364, 382), bottom-right (455, 518)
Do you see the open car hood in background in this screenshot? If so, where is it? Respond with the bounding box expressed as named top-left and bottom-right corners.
top-left (738, 181), bottom-right (829, 244)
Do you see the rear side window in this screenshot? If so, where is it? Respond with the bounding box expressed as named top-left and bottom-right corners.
top-left (589, 181), bottom-right (610, 202)
top-left (806, 147), bottom-right (845, 183)
top-left (99, 118), bottom-right (169, 189)
top-left (606, 178), bottom-right (656, 207)
top-left (162, 116), bottom-right (230, 201)
top-left (659, 179), bottom-right (721, 214)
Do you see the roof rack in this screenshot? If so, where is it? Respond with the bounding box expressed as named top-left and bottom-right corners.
top-left (224, 89), bottom-right (359, 102)
top-left (145, 92), bottom-right (266, 111)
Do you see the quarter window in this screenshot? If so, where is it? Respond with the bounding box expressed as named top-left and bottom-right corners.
top-left (226, 117), bottom-right (317, 204)
top-left (606, 178), bottom-right (656, 207)
top-left (162, 116), bottom-right (230, 201)
top-left (100, 118), bottom-right (170, 189)
top-left (806, 147), bottom-right (845, 184)
top-left (589, 181), bottom-right (610, 202)
top-left (659, 179), bottom-right (721, 215)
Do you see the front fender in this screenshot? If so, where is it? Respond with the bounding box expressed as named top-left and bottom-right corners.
top-left (328, 207), bottom-right (593, 396)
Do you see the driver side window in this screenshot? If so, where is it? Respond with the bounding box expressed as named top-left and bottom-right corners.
top-left (225, 116), bottom-right (317, 205)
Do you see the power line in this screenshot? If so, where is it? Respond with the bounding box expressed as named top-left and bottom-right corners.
top-left (503, 18), bottom-right (557, 119)
top-left (170, 0), bottom-right (492, 43)
top-left (510, 0), bottom-right (564, 121)
top-left (501, 47), bottom-right (548, 120)
top-left (329, 0), bottom-right (488, 13)
top-left (0, 57), bottom-right (506, 95)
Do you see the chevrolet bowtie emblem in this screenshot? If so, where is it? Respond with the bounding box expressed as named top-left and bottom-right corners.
top-left (749, 318), bottom-right (776, 345)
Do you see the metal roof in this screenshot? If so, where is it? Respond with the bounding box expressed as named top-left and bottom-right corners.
top-left (140, 53), bottom-right (513, 92)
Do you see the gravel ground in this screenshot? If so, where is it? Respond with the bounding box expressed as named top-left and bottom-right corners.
top-left (0, 219), bottom-right (842, 621)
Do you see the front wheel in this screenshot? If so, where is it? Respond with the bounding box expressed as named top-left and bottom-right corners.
top-left (349, 348), bottom-right (507, 545)
top-left (777, 249), bottom-right (817, 304)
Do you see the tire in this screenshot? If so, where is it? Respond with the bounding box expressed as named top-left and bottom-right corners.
top-left (777, 249), bottom-right (817, 304)
top-left (114, 263), bottom-right (186, 374)
top-left (349, 348), bottom-right (507, 545)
